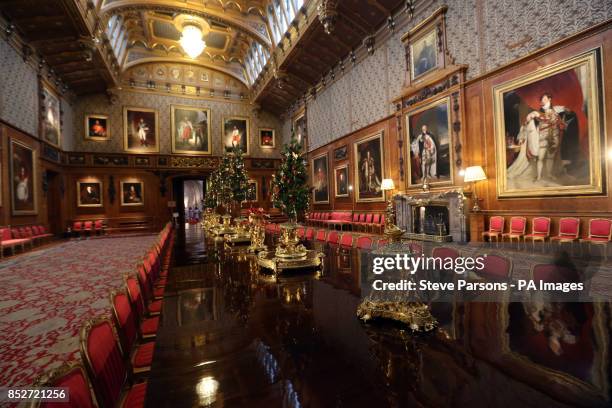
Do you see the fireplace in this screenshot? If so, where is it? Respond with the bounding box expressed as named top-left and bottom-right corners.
top-left (413, 205), bottom-right (449, 236)
top-left (394, 190), bottom-right (467, 242)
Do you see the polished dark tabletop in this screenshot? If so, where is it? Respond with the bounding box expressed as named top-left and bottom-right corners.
top-left (144, 224), bottom-right (611, 407)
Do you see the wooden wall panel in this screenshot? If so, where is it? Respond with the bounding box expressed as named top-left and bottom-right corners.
top-left (464, 24), bottom-right (612, 236)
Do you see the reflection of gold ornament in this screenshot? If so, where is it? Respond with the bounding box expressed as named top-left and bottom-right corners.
top-left (248, 212), bottom-right (267, 253)
top-left (275, 223), bottom-right (307, 258)
top-left (356, 300), bottom-right (437, 332)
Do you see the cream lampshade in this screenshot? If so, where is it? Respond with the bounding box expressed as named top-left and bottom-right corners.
top-left (463, 166), bottom-right (487, 183)
top-left (381, 179), bottom-right (395, 191)
top-left (463, 166), bottom-right (486, 211)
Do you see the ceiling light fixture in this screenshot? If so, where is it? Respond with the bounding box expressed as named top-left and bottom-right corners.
top-left (180, 23), bottom-right (206, 59)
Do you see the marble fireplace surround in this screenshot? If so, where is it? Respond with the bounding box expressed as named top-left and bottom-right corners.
top-left (394, 189), bottom-right (468, 243)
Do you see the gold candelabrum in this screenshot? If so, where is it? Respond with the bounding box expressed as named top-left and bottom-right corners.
top-left (381, 179), bottom-right (403, 243)
top-left (275, 223), bottom-right (307, 259)
top-left (248, 213), bottom-right (267, 252)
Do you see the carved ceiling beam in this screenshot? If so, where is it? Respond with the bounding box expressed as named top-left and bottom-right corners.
top-left (337, 10), bottom-right (372, 36)
top-left (366, 0), bottom-right (392, 15)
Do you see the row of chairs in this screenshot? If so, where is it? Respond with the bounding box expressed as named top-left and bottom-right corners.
top-left (30, 223), bottom-right (174, 408)
top-left (71, 220), bottom-right (105, 237)
top-left (483, 216), bottom-right (612, 259)
top-left (0, 225), bottom-right (53, 258)
top-left (306, 212), bottom-right (385, 234)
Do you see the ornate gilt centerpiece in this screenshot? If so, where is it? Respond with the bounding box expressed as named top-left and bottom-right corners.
top-left (247, 212), bottom-right (267, 253)
top-left (275, 223), bottom-right (307, 259)
top-left (357, 300), bottom-right (437, 332)
top-left (225, 217), bottom-right (252, 245)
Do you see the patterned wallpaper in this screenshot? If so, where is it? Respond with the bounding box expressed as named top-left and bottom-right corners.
top-left (72, 90), bottom-right (282, 158)
top-left (0, 38), bottom-right (77, 152)
top-left (0, 40), bottom-right (39, 137)
top-left (298, 0), bottom-right (611, 151)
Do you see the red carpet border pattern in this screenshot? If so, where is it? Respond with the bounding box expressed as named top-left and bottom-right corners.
top-left (0, 235), bottom-right (158, 387)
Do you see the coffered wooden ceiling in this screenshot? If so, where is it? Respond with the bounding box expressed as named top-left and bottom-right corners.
top-left (1, 0), bottom-right (406, 113)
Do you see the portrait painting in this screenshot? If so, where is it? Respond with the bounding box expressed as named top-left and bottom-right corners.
top-left (10, 139), bottom-right (37, 215)
top-left (503, 302), bottom-right (608, 395)
top-left (354, 132), bottom-right (385, 202)
top-left (334, 164), bottom-right (349, 198)
top-left (123, 107), bottom-right (159, 153)
top-left (85, 114), bottom-right (109, 141)
top-left (77, 181), bottom-right (103, 208)
top-left (40, 81), bottom-right (61, 147)
top-left (259, 128), bottom-right (275, 148)
top-left (493, 49), bottom-right (603, 197)
top-left (247, 180), bottom-right (258, 202)
top-left (407, 97), bottom-right (452, 187)
top-left (171, 106), bottom-right (211, 155)
top-left (311, 153), bottom-right (329, 204)
top-left (121, 181), bottom-right (144, 206)
top-left (222, 116), bottom-right (249, 154)
top-left (293, 111), bottom-right (307, 151)
top-left (410, 28), bottom-right (438, 80)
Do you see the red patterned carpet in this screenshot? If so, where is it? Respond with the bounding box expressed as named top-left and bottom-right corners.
top-left (0, 235), bottom-right (158, 387)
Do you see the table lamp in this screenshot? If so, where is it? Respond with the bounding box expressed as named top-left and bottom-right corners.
top-left (463, 166), bottom-right (487, 212)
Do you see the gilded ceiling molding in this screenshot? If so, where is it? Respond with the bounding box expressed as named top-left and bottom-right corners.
top-left (101, 0), bottom-right (271, 48)
top-left (123, 58), bottom-right (249, 87)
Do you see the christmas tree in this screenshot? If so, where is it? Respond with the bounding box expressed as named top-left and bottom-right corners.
top-left (272, 129), bottom-right (310, 222)
top-left (204, 145), bottom-right (249, 210)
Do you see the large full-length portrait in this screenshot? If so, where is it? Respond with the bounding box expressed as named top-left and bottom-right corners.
top-left (493, 49), bottom-right (604, 197)
top-left (410, 28), bottom-right (438, 80)
top-left (222, 116), bottom-right (249, 154)
top-left (354, 132), bottom-right (385, 202)
top-left (10, 139), bottom-right (37, 215)
top-left (123, 107), bottom-right (159, 153)
top-left (121, 181), bottom-right (144, 206)
top-left (407, 97), bottom-right (452, 187)
top-left (171, 105), bottom-right (211, 155)
top-left (85, 114), bottom-right (110, 141)
top-left (311, 153), bottom-right (329, 204)
top-left (293, 110), bottom-right (307, 151)
top-left (40, 80), bottom-right (61, 147)
top-left (77, 181), bottom-right (103, 208)
top-left (334, 164), bottom-right (349, 198)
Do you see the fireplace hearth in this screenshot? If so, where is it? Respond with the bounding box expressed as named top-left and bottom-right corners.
top-left (394, 190), bottom-right (467, 243)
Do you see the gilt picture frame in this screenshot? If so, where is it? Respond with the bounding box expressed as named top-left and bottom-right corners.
top-left (10, 139), bottom-right (38, 215)
top-left (222, 116), bottom-right (249, 155)
top-left (354, 131), bottom-right (385, 202)
top-left (77, 181), bottom-right (103, 208)
top-left (493, 48), bottom-right (604, 198)
top-left (334, 164), bottom-right (349, 198)
top-left (171, 105), bottom-right (212, 155)
top-left (311, 152), bottom-right (329, 204)
top-left (123, 107), bottom-right (160, 153)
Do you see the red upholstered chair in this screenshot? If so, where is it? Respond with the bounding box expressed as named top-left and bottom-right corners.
top-left (72, 221), bottom-right (83, 238)
top-left (356, 236), bottom-right (373, 250)
top-left (477, 254), bottom-right (512, 281)
top-left (326, 231), bottom-right (340, 245)
top-left (340, 233), bottom-right (353, 248)
top-left (18, 227), bottom-right (34, 248)
top-left (32, 363), bottom-right (97, 408)
top-left (369, 214), bottom-right (380, 234)
top-left (431, 246), bottom-right (460, 261)
top-left (531, 264), bottom-right (580, 284)
top-left (36, 225), bottom-right (53, 241)
top-left (580, 218), bottom-right (612, 260)
top-left (125, 275), bottom-right (159, 340)
top-left (550, 217), bottom-right (580, 255)
top-left (79, 318), bottom-right (147, 408)
top-left (502, 216), bottom-right (526, 248)
top-left (482, 216), bottom-right (504, 246)
top-left (142, 260), bottom-right (165, 297)
top-left (136, 264), bottom-right (162, 316)
top-left (315, 229), bottom-right (327, 242)
top-left (110, 290), bottom-right (155, 374)
top-left (297, 227), bottom-right (305, 239)
top-left (0, 228), bottom-right (29, 257)
top-left (408, 242), bottom-right (423, 255)
top-left (83, 221), bottom-right (93, 236)
top-left (94, 219), bottom-right (104, 235)
top-left (523, 217), bottom-right (551, 251)
top-left (304, 228), bottom-right (315, 240)
top-left (364, 214), bottom-right (374, 232)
